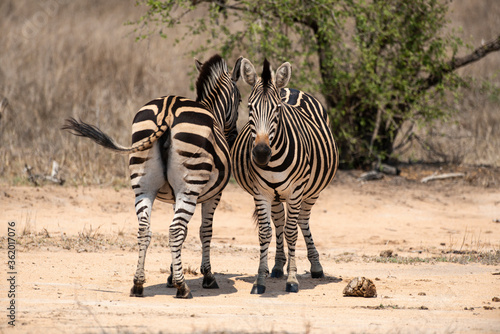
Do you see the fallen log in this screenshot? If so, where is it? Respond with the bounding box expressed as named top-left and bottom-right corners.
top-left (358, 170), bottom-right (384, 182)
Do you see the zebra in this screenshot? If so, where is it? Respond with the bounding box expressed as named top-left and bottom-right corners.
top-left (231, 58), bottom-right (338, 294)
top-left (63, 54), bottom-right (242, 299)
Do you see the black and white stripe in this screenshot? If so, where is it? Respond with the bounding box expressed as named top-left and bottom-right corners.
top-left (63, 54), bottom-right (242, 298)
top-left (231, 58), bottom-right (338, 294)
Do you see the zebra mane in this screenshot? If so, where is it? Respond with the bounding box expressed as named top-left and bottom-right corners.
top-left (196, 54), bottom-right (228, 102)
top-left (261, 58), bottom-right (272, 90)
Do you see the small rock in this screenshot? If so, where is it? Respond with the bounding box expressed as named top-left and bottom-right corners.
top-left (380, 250), bottom-right (394, 257)
top-left (492, 297), bottom-right (500, 302)
top-left (343, 277), bottom-right (377, 298)
top-left (418, 292), bottom-right (427, 296)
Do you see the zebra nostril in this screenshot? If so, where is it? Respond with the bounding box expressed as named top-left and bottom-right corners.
top-left (252, 143), bottom-right (271, 166)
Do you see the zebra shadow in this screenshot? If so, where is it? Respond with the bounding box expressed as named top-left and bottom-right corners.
top-left (142, 274), bottom-right (238, 298)
top-left (235, 273), bottom-right (343, 298)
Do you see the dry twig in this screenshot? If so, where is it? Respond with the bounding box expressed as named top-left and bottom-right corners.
top-left (421, 172), bottom-right (465, 183)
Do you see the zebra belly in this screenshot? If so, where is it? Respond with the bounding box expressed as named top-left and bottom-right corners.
top-left (156, 183), bottom-right (175, 203)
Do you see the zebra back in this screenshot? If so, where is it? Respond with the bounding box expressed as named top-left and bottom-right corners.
top-left (63, 55), bottom-right (242, 156)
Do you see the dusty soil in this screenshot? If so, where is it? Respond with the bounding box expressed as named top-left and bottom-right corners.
top-left (1, 169), bottom-right (500, 333)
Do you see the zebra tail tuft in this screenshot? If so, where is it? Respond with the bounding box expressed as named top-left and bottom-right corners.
top-left (62, 117), bottom-right (130, 153)
top-left (252, 207), bottom-right (259, 227)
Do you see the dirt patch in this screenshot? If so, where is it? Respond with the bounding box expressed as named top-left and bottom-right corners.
top-left (1, 170), bottom-right (500, 333)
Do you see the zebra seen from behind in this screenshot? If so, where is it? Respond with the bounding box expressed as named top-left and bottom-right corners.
top-left (63, 54), bottom-right (242, 299)
top-left (231, 58), bottom-right (338, 294)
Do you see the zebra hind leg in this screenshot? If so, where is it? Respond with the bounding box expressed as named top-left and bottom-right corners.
top-left (270, 201), bottom-right (286, 278)
top-left (169, 193), bottom-right (201, 299)
top-left (166, 204), bottom-right (175, 288)
top-left (299, 198), bottom-right (324, 278)
top-left (199, 194), bottom-right (221, 289)
top-left (166, 263), bottom-right (174, 288)
top-left (130, 194), bottom-right (155, 297)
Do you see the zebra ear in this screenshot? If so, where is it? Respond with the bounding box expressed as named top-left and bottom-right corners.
top-left (241, 58), bottom-right (257, 86)
top-left (275, 62), bottom-right (292, 89)
top-left (232, 56), bottom-right (243, 82)
top-left (195, 59), bottom-right (203, 73)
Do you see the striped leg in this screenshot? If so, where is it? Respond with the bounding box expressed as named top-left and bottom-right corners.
top-left (169, 193), bottom-right (199, 299)
top-left (299, 197), bottom-right (324, 278)
top-left (130, 193), bottom-right (155, 297)
top-left (251, 196), bottom-right (272, 294)
top-left (166, 203), bottom-right (175, 288)
top-left (270, 201), bottom-right (286, 278)
top-left (284, 198), bottom-right (302, 293)
top-left (199, 194), bottom-right (221, 289)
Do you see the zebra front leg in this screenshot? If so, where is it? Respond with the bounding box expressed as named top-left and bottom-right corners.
top-left (285, 200), bottom-right (301, 293)
top-left (130, 194), bottom-right (155, 297)
top-left (169, 194), bottom-right (199, 299)
top-left (199, 195), bottom-right (221, 289)
top-left (251, 197), bottom-right (272, 294)
top-left (299, 198), bottom-right (324, 278)
top-left (270, 201), bottom-right (286, 278)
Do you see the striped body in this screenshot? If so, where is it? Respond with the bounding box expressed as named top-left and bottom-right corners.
top-left (64, 55), bottom-right (242, 298)
top-left (232, 88), bottom-right (337, 200)
top-left (231, 59), bottom-right (338, 294)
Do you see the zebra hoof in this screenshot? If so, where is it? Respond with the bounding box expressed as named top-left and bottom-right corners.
top-left (270, 269), bottom-right (284, 278)
top-left (175, 283), bottom-right (193, 299)
top-left (251, 284), bottom-right (266, 294)
top-left (166, 273), bottom-right (174, 288)
top-left (286, 282), bottom-right (299, 293)
top-left (175, 290), bottom-right (193, 299)
top-left (130, 284), bottom-right (144, 297)
top-left (311, 270), bottom-right (325, 279)
top-left (202, 276), bottom-right (219, 289)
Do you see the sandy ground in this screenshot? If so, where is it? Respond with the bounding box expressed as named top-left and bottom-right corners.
top-left (1, 170), bottom-right (500, 333)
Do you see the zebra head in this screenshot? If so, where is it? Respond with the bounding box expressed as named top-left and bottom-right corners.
top-left (240, 58), bottom-right (292, 167)
top-left (195, 55), bottom-right (243, 149)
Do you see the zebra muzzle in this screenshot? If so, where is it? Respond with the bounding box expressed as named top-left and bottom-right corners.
top-left (252, 143), bottom-right (272, 167)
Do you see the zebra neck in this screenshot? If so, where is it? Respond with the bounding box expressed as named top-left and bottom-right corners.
top-left (199, 98), bottom-right (225, 129)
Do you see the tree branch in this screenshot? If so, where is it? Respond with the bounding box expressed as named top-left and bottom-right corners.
top-left (421, 34), bottom-right (500, 91)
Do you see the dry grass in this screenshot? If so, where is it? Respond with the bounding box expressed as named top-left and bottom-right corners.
top-left (0, 0), bottom-right (202, 185)
top-left (0, 0), bottom-right (499, 186)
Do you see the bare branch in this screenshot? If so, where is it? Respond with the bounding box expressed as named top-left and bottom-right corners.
top-left (422, 34), bottom-right (500, 91)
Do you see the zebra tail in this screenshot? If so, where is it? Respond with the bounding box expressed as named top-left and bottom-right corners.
top-left (62, 117), bottom-right (132, 153)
